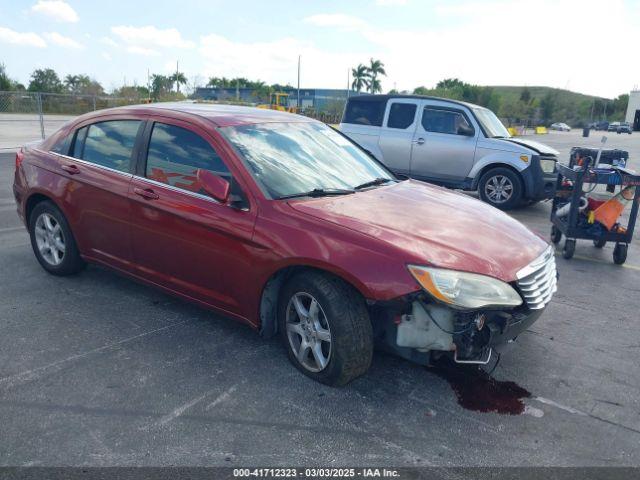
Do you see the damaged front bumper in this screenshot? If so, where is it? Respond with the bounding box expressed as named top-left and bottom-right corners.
top-left (371, 294), bottom-right (544, 366)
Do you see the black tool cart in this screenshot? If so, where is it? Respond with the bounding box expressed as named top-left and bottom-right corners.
top-left (550, 151), bottom-right (640, 265)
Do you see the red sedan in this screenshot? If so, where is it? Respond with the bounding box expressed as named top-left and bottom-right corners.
top-left (13, 103), bottom-right (557, 385)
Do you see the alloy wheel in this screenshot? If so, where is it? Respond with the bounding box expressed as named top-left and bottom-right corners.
top-left (285, 292), bottom-right (332, 373)
top-left (484, 175), bottom-right (514, 204)
top-left (34, 213), bottom-right (66, 266)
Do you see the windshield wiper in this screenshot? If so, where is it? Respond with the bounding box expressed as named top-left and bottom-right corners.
top-left (353, 177), bottom-right (394, 190)
top-left (277, 188), bottom-right (355, 200)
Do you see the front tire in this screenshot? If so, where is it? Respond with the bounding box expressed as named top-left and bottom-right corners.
top-left (278, 271), bottom-right (373, 386)
top-left (29, 201), bottom-right (85, 276)
top-left (478, 167), bottom-right (523, 210)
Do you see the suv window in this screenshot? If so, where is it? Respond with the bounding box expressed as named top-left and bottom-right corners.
top-left (76, 120), bottom-right (141, 172)
top-left (422, 108), bottom-right (471, 135)
top-left (343, 99), bottom-right (385, 126)
top-left (145, 122), bottom-right (230, 195)
top-left (387, 103), bottom-right (417, 129)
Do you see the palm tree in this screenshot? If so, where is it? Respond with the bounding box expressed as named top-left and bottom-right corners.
top-left (170, 72), bottom-right (187, 93)
top-left (351, 64), bottom-right (370, 93)
top-left (367, 58), bottom-right (386, 94)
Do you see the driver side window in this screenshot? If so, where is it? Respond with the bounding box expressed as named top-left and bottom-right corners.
top-left (422, 108), bottom-right (471, 135)
top-left (145, 122), bottom-right (230, 196)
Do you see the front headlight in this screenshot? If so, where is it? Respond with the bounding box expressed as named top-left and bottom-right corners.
top-left (407, 265), bottom-right (523, 309)
top-left (540, 158), bottom-right (556, 173)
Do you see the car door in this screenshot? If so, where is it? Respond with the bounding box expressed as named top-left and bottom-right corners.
top-left (377, 99), bottom-right (420, 175)
top-left (49, 117), bottom-right (144, 271)
top-left (128, 119), bottom-right (257, 315)
top-left (410, 104), bottom-right (479, 184)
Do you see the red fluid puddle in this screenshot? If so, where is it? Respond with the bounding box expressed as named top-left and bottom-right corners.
top-left (429, 359), bottom-right (531, 415)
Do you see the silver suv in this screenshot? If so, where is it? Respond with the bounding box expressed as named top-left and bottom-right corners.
top-left (338, 95), bottom-right (559, 209)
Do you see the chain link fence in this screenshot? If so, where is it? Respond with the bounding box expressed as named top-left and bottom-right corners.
top-left (0, 91), bottom-right (141, 150)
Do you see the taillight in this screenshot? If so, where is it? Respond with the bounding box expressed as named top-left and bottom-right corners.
top-left (15, 148), bottom-right (24, 169)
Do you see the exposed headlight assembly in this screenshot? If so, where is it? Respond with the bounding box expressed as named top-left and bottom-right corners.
top-left (407, 265), bottom-right (523, 310)
top-left (540, 158), bottom-right (556, 173)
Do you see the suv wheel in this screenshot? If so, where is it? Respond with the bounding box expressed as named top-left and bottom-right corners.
top-left (29, 201), bottom-right (85, 276)
top-left (278, 271), bottom-right (373, 386)
top-left (478, 167), bottom-right (523, 210)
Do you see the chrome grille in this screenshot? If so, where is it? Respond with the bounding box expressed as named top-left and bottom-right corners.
top-left (516, 247), bottom-right (558, 310)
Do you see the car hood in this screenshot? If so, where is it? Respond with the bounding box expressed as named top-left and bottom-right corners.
top-left (498, 138), bottom-right (559, 156)
top-left (288, 180), bottom-right (549, 282)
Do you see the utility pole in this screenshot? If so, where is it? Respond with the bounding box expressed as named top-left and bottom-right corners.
top-left (347, 69), bottom-right (350, 99)
top-left (176, 61), bottom-right (179, 93)
top-left (297, 55), bottom-right (301, 109)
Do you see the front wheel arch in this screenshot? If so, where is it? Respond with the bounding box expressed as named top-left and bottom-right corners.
top-left (477, 166), bottom-right (524, 210)
top-left (258, 265), bottom-right (371, 339)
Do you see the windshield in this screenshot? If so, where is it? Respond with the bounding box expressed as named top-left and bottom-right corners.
top-left (473, 107), bottom-right (511, 138)
top-left (220, 122), bottom-right (394, 199)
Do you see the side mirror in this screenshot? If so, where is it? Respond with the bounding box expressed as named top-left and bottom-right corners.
top-left (197, 169), bottom-right (230, 203)
top-left (458, 124), bottom-right (475, 136)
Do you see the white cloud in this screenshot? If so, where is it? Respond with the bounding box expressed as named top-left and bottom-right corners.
top-left (100, 36), bottom-right (118, 47)
top-left (199, 33), bottom-right (363, 89)
top-left (30, 0), bottom-right (79, 23)
top-left (111, 25), bottom-right (194, 49)
top-left (376, 0), bottom-right (407, 5)
top-left (126, 45), bottom-right (160, 56)
top-left (0, 26), bottom-right (47, 48)
top-left (44, 31), bottom-right (83, 49)
top-left (101, 52), bottom-right (112, 61)
top-left (304, 0), bottom-right (639, 98)
top-left (303, 13), bottom-right (368, 30)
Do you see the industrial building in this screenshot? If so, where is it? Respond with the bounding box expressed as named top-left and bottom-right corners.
top-left (193, 87), bottom-right (364, 112)
top-left (625, 90), bottom-right (640, 131)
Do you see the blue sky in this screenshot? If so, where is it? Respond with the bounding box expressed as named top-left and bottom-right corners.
top-left (1, 0), bottom-right (639, 98)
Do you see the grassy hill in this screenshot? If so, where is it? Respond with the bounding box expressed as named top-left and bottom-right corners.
top-left (489, 86), bottom-right (626, 127)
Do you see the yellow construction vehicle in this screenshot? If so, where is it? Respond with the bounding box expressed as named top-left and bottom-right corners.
top-left (258, 92), bottom-right (296, 113)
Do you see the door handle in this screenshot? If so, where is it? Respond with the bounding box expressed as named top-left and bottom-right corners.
top-left (61, 164), bottom-right (80, 174)
top-left (413, 137), bottom-right (425, 145)
top-left (133, 187), bottom-right (159, 200)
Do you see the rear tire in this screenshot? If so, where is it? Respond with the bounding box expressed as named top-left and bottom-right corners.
top-left (277, 271), bottom-right (373, 386)
top-left (28, 201), bottom-right (85, 276)
top-left (478, 167), bottom-right (523, 210)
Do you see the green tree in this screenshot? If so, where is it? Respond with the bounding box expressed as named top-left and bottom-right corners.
top-left (170, 72), bottom-right (187, 93)
top-left (520, 86), bottom-right (531, 104)
top-left (150, 74), bottom-right (173, 100)
top-left (367, 58), bottom-right (386, 94)
top-left (413, 86), bottom-right (430, 95)
top-left (351, 64), bottom-right (369, 93)
top-left (0, 63), bottom-right (12, 91)
top-left (64, 74), bottom-right (104, 96)
top-left (28, 68), bottom-right (63, 93)
top-left (540, 91), bottom-right (557, 124)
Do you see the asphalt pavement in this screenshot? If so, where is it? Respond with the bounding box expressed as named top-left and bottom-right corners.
top-left (1, 130), bottom-right (639, 467)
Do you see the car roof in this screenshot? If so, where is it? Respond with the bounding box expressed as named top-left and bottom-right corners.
top-left (95, 102), bottom-right (317, 128)
top-left (347, 93), bottom-right (481, 110)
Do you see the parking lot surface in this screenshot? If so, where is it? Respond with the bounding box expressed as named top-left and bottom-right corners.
top-left (1, 130), bottom-right (639, 467)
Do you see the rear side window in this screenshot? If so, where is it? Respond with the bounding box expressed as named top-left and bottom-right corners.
top-left (343, 99), bottom-right (385, 126)
top-left (78, 121), bottom-right (141, 172)
top-left (387, 103), bottom-right (417, 129)
top-left (145, 123), bottom-right (230, 195)
top-left (50, 133), bottom-right (72, 155)
top-left (422, 108), bottom-right (471, 135)
top-left (71, 126), bottom-right (87, 158)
